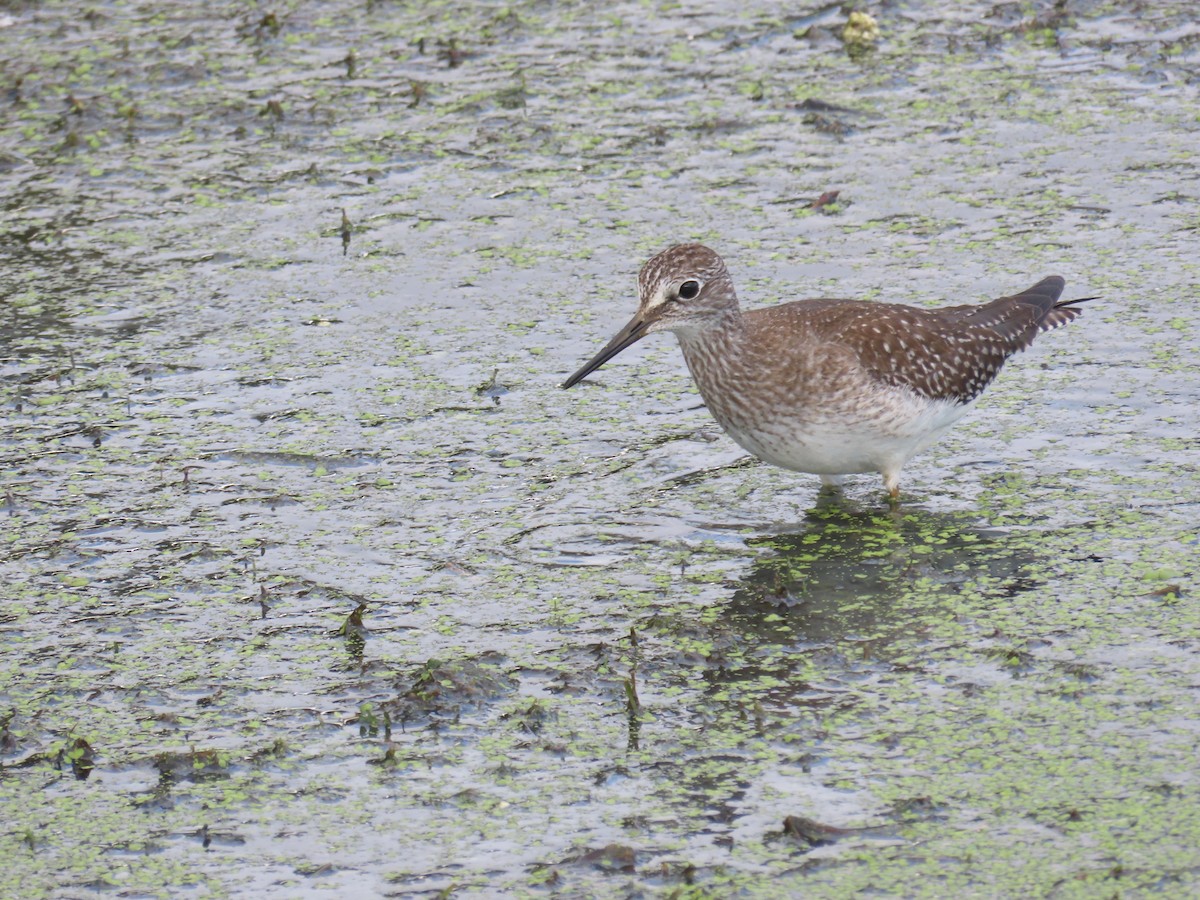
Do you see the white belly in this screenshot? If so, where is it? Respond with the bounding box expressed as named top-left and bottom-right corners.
top-left (717, 396), bottom-right (971, 477)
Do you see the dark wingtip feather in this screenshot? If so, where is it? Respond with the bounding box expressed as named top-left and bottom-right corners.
top-left (1019, 275), bottom-right (1066, 304)
top-left (1054, 295), bottom-right (1100, 309)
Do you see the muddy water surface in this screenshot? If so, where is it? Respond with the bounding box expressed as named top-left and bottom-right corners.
top-left (2, 1), bottom-right (1199, 896)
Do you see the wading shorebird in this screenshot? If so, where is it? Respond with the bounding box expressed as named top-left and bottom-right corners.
top-left (562, 244), bottom-right (1093, 501)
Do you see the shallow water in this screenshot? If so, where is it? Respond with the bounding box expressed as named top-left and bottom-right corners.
top-left (2, 0), bottom-right (1199, 896)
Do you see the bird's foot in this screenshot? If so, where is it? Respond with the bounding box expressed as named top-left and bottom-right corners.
top-left (818, 474), bottom-right (846, 492)
top-left (883, 473), bottom-right (902, 507)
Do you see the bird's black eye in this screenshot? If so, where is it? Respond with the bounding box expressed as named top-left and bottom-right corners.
top-left (678, 280), bottom-right (701, 300)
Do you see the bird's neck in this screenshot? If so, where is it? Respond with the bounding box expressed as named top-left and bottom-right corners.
top-left (674, 311), bottom-right (752, 426)
top-left (675, 309), bottom-right (745, 364)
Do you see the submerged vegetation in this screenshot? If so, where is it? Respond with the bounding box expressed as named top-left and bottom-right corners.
top-left (1, 0), bottom-right (1198, 895)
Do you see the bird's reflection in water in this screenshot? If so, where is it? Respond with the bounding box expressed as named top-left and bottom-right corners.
top-left (723, 495), bottom-right (1042, 660)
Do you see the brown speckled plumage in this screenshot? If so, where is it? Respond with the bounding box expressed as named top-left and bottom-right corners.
top-left (563, 244), bottom-right (1092, 499)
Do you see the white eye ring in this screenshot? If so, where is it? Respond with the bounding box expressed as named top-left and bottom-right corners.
top-left (678, 280), bottom-right (701, 300)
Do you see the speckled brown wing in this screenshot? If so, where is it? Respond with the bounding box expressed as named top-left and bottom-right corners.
top-left (933, 276), bottom-right (1078, 336)
top-left (761, 277), bottom-right (1085, 405)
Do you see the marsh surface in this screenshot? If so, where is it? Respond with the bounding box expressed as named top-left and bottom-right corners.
top-left (2, 0), bottom-right (1199, 896)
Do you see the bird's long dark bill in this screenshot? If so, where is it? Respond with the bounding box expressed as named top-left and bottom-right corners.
top-left (561, 314), bottom-right (649, 389)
